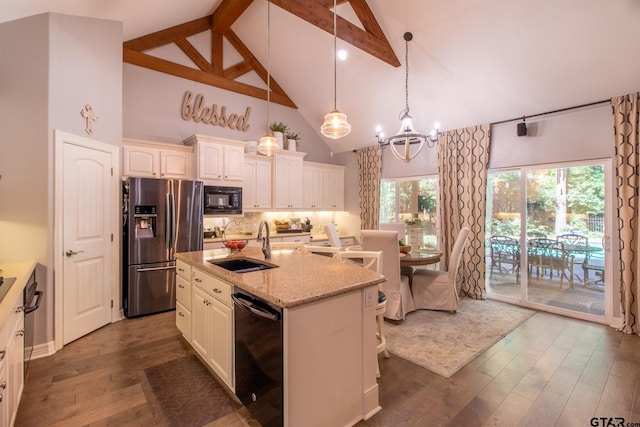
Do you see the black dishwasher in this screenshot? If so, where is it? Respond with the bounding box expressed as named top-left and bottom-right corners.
top-left (232, 289), bottom-right (283, 427)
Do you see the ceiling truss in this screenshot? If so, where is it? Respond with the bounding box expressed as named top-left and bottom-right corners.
top-left (123, 0), bottom-right (399, 108)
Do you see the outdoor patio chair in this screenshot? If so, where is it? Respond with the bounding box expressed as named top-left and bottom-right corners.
top-left (528, 238), bottom-right (574, 289)
top-left (556, 233), bottom-right (589, 284)
top-left (489, 236), bottom-right (521, 281)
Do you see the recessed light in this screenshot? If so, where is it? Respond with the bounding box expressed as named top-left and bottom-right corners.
top-left (337, 49), bottom-right (348, 61)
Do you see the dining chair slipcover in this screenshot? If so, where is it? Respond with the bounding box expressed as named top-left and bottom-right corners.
top-left (411, 227), bottom-right (470, 313)
top-left (360, 230), bottom-right (415, 321)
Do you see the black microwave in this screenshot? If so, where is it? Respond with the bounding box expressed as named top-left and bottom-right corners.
top-left (203, 185), bottom-right (243, 215)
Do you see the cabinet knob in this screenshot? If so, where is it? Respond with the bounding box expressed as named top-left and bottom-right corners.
top-left (1, 382), bottom-right (6, 390)
top-left (0, 351), bottom-right (5, 361)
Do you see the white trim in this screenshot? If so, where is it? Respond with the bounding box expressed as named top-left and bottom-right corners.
top-left (26, 341), bottom-right (57, 360)
top-left (53, 130), bottom-right (120, 351)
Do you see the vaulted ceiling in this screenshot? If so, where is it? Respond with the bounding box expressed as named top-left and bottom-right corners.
top-left (3, 0), bottom-right (640, 155)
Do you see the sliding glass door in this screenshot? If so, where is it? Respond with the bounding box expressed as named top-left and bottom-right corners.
top-left (486, 161), bottom-right (611, 321)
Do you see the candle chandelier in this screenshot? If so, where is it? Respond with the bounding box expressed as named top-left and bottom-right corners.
top-left (376, 32), bottom-right (440, 162)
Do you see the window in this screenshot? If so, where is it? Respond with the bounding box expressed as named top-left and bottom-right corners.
top-left (380, 176), bottom-right (439, 248)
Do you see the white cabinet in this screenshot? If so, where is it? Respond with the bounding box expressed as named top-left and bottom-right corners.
top-left (303, 165), bottom-right (324, 209)
top-left (190, 268), bottom-right (234, 390)
top-left (122, 139), bottom-right (192, 179)
top-left (243, 155), bottom-right (272, 211)
top-left (184, 134), bottom-right (245, 185)
top-left (175, 260), bottom-right (192, 342)
top-left (323, 166), bottom-right (345, 210)
top-left (273, 152), bottom-right (305, 209)
top-left (0, 293), bottom-right (24, 427)
top-left (302, 162), bottom-right (345, 210)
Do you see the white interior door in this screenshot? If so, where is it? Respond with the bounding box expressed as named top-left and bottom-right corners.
top-left (61, 138), bottom-right (113, 344)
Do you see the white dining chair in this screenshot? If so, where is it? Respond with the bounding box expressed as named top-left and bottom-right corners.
top-left (411, 227), bottom-right (470, 313)
top-left (324, 223), bottom-right (341, 248)
top-left (338, 249), bottom-right (389, 378)
top-left (360, 230), bottom-right (416, 321)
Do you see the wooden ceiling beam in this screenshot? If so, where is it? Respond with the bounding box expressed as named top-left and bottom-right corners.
top-left (124, 48), bottom-right (296, 108)
top-left (124, 16), bottom-right (212, 52)
top-left (348, 0), bottom-right (386, 40)
top-left (211, 31), bottom-right (224, 74)
top-left (315, 0), bottom-right (350, 8)
top-left (211, 0), bottom-right (254, 33)
top-left (269, 0), bottom-right (400, 67)
top-left (175, 38), bottom-right (213, 73)
top-left (223, 60), bottom-right (253, 80)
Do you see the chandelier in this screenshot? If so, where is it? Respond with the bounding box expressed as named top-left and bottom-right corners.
top-left (257, 0), bottom-right (279, 156)
top-left (376, 32), bottom-right (439, 162)
top-left (320, 0), bottom-right (351, 139)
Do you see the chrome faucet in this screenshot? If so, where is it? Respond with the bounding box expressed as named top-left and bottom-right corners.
top-left (257, 220), bottom-right (271, 259)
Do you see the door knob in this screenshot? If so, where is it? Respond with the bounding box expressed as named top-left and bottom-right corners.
top-left (65, 250), bottom-right (84, 257)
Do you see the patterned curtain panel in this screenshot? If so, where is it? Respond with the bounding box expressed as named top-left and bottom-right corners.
top-left (437, 124), bottom-right (491, 299)
top-left (612, 93), bottom-right (640, 335)
top-left (357, 145), bottom-right (383, 230)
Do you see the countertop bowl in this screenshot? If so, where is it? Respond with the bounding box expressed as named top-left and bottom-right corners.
top-left (399, 245), bottom-right (411, 254)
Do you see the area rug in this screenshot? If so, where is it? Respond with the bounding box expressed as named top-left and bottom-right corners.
top-left (385, 299), bottom-right (536, 378)
top-left (141, 354), bottom-right (241, 426)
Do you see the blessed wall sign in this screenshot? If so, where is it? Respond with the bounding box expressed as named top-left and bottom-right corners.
top-left (181, 91), bottom-right (250, 132)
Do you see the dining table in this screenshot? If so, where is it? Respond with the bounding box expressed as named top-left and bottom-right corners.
top-left (400, 249), bottom-right (443, 267)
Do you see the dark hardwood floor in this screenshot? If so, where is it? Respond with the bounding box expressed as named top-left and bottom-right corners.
top-left (15, 307), bottom-right (640, 426)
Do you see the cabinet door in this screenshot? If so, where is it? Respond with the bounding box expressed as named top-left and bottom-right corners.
top-left (191, 286), bottom-right (210, 359)
top-left (274, 156), bottom-right (292, 209)
top-left (123, 145), bottom-right (158, 177)
top-left (303, 166), bottom-right (323, 209)
top-left (223, 145), bottom-right (244, 182)
top-left (323, 168), bottom-right (344, 210)
top-left (288, 156), bottom-right (304, 209)
top-left (198, 142), bottom-right (224, 181)
top-left (254, 159), bottom-right (272, 209)
top-left (7, 313), bottom-right (23, 427)
top-left (243, 160), bottom-right (257, 209)
top-left (160, 150), bottom-right (191, 179)
top-left (176, 301), bottom-right (192, 342)
top-left (207, 298), bottom-right (234, 389)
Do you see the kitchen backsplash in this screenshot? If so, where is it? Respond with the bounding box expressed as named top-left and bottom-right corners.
top-left (203, 211), bottom-right (357, 237)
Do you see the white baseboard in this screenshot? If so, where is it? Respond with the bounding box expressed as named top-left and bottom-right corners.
top-left (26, 341), bottom-right (56, 361)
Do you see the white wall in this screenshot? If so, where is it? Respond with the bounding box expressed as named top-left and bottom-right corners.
top-left (122, 44), bottom-right (336, 164)
top-left (0, 13), bottom-right (123, 348)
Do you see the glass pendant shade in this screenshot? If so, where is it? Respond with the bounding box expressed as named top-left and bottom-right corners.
top-left (321, 109), bottom-right (351, 139)
top-left (258, 134), bottom-right (278, 156)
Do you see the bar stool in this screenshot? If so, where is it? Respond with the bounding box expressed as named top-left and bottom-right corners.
top-left (337, 250), bottom-right (388, 377)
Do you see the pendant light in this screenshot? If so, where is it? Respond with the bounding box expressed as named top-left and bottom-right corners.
top-left (376, 32), bottom-right (439, 162)
top-left (258, 0), bottom-right (279, 156)
top-left (320, 0), bottom-right (351, 139)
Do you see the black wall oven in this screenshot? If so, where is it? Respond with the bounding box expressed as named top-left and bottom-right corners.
top-left (203, 185), bottom-right (242, 215)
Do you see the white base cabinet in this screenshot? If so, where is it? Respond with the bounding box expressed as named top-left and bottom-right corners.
top-left (0, 291), bottom-right (24, 427)
top-left (177, 264), bottom-right (234, 391)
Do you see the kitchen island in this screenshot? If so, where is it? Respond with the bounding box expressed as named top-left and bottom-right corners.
top-left (175, 246), bottom-right (385, 427)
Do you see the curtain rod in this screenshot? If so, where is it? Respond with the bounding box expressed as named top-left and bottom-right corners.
top-left (490, 98), bottom-right (610, 126)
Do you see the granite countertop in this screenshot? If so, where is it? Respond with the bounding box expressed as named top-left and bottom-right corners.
top-left (0, 260), bottom-right (37, 328)
top-left (176, 246), bottom-right (385, 309)
top-left (204, 231), bottom-right (312, 244)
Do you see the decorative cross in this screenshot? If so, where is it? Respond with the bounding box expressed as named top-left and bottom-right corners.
top-left (80, 104), bottom-right (99, 135)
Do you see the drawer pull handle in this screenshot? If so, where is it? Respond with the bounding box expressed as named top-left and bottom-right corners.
top-left (178, 312), bottom-right (184, 317)
top-left (0, 351), bottom-right (5, 362)
top-left (195, 278), bottom-right (202, 283)
top-left (213, 288), bottom-right (222, 294)
top-left (178, 284), bottom-right (185, 289)
top-left (1, 382), bottom-right (6, 390)
top-left (16, 330), bottom-right (24, 337)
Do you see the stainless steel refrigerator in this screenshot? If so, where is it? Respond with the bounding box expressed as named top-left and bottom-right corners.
top-left (123, 177), bottom-right (203, 317)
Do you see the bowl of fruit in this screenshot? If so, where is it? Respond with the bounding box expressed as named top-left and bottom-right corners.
top-left (224, 239), bottom-right (247, 252)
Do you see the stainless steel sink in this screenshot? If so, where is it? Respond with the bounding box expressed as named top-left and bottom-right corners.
top-left (208, 258), bottom-right (277, 273)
